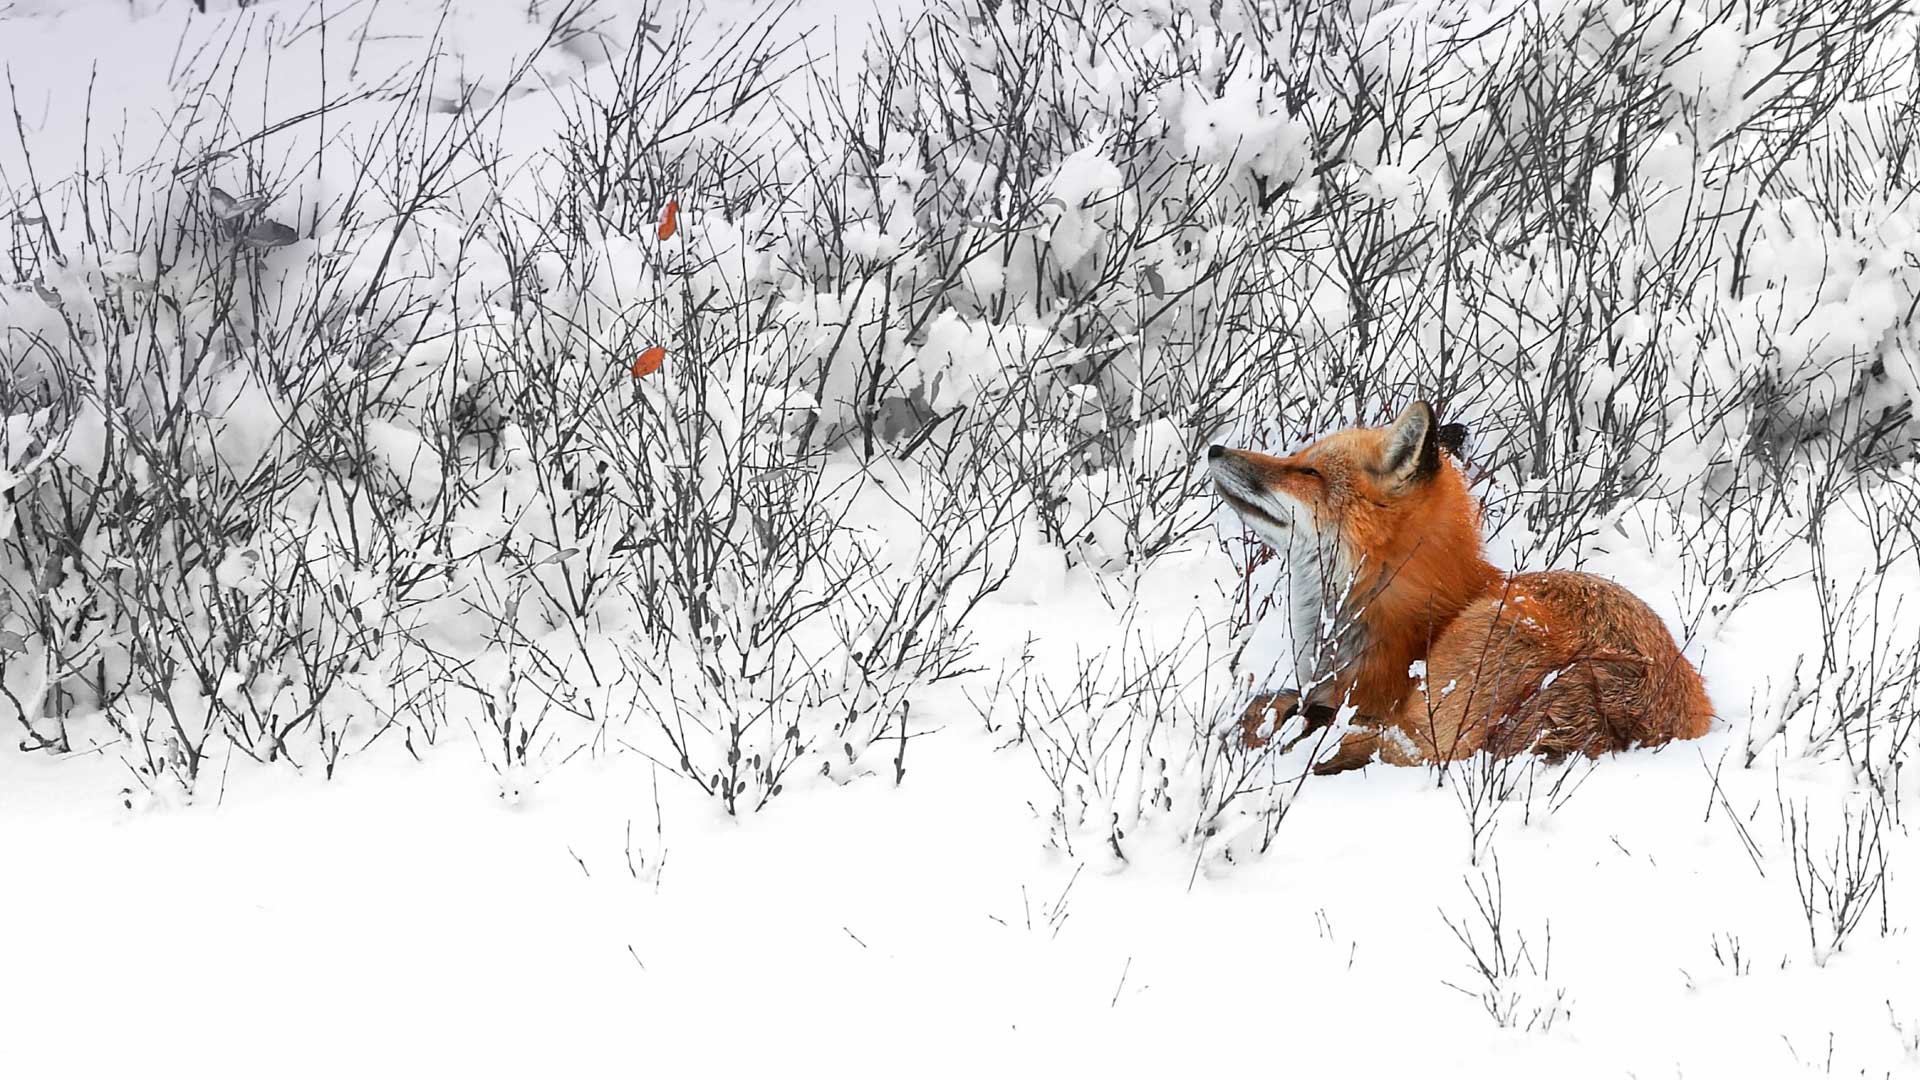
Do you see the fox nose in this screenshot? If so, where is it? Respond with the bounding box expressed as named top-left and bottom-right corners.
top-left (1207, 444), bottom-right (1228, 460)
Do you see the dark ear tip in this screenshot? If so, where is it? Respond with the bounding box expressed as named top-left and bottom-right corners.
top-left (1436, 422), bottom-right (1469, 456)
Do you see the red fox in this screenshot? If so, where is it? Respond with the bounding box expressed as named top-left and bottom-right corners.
top-left (1209, 401), bottom-right (1713, 774)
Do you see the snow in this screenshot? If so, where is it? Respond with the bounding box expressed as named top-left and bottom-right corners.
top-left (5, 603), bottom-right (1916, 1077)
top-left (11, 483), bottom-right (1918, 1076)
top-left (5, 0), bottom-right (1920, 1076)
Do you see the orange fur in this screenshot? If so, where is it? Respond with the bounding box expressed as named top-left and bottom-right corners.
top-left (1211, 403), bottom-right (1714, 773)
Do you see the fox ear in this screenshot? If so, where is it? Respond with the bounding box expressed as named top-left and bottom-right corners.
top-left (1436, 422), bottom-right (1468, 458)
top-left (1381, 400), bottom-right (1440, 484)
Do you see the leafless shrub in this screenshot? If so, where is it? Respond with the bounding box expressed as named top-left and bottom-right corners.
top-left (1447, 741), bottom-right (1600, 866)
top-left (1439, 857), bottom-right (1572, 1034)
top-left (1710, 931), bottom-right (1754, 977)
top-left (0, 3), bottom-right (596, 794)
top-left (7, 0), bottom-right (1920, 839)
top-left (1740, 472), bottom-right (1920, 811)
top-left (1780, 786), bottom-right (1894, 967)
top-left (995, 596), bottom-right (1324, 871)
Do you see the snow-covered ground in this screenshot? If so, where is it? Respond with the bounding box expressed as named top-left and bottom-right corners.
top-left (4, 0), bottom-right (1919, 1076)
top-left (4, 546), bottom-right (1915, 1078)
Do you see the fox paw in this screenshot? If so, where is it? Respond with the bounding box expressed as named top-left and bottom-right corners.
top-left (1240, 693), bottom-right (1346, 750)
top-left (1239, 691), bottom-right (1300, 748)
top-left (1310, 729), bottom-right (1381, 775)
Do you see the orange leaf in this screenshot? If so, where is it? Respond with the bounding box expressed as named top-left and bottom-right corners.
top-left (631, 345), bottom-right (666, 378)
top-left (657, 198), bottom-right (679, 241)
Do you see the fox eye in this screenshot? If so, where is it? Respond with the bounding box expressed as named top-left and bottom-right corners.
top-left (1295, 465), bottom-right (1321, 479)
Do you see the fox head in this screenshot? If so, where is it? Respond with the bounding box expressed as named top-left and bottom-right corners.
top-left (1209, 401), bottom-right (1482, 694)
top-left (1207, 401), bottom-right (1474, 566)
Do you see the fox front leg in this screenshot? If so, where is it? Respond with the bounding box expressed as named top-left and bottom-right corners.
top-left (1310, 719), bottom-right (1428, 775)
top-left (1240, 692), bottom-right (1344, 752)
top-left (1239, 690), bottom-right (1300, 747)
top-left (1310, 729), bottom-right (1381, 775)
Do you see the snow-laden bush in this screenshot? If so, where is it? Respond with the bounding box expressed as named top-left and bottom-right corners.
top-left (4, 0), bottom-right (1918, 821)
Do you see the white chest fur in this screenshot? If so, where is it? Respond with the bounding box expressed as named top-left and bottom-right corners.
top-left (1285, 524), bottom-right (1362, 692)
top-left (1243, 499), bottom-right (1362, 698)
